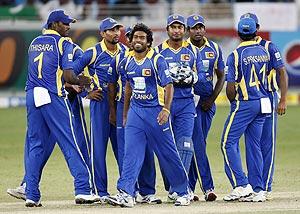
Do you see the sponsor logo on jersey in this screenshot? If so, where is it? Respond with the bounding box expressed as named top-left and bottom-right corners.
top-left (142, 69), bottom-right (151, 76)
top-left (205, 52), bottom-right (214, 59)
top-left (181, 54), bottom-right (190, 61)
top-left (283, 40), bottom-right (300, 75)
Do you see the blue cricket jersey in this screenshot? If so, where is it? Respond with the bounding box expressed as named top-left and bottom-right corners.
top-left (125, 48), bottom-right (172, 108)
top-left (74, 40), bottom-right (127, 93)
top-left (107, 50), bottom-right (133, 103)
top-left (256, 36), bottom-right (285, 92)
top-left (26, 29), bottom-right (74, 97)
top-left (226, 40), bottom-right (270, 101)
top-left (155, 40), bottom-right (205, 99)
top-left (187, 37), bottom-right (225, 98)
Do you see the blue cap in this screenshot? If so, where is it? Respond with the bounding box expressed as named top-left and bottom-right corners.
top-left (125, 26), bottom-right (132, 37)
top-left (99, 17), bottom-right (123, 32)
top-left (167, 14), bottom-right (185, 26)
top-left (238, 17), bottom-right (257, 35)
top-left (187, 14), bottom-right (205, 28)
top-left (44, 9), bottom-right (76, 29)
top-left (240, 13), bottom-right (259, 26)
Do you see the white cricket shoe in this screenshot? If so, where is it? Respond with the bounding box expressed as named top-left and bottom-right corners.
top-left (25, 199), bottom-right (42, 207)
top-left (75, 194), bottom-right (101, 204)
top-left (205, 189), bottom-right (217, 201)
top-left (239, 191), bottom-right (266, 202)
top-left (265, 191), bottom-right (272, 201)
top-left (107, 191), bottom-right (135, 208)
top-left (99, 195), bottom-right (110, 203)
top-left (174, 194), bottom-right (190, 206)
top-left (135, 193), bottom-right (162, 204)
top-left (7, 183), bottom-right (26, 201)
top-left (223, 184), bottom-right (253, 201)
top-left (167, 192), bottom-right (178, 203)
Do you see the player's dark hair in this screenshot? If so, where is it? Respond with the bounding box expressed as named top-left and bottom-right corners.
top-left (129, 23), bottom-right (153, 48)
top-left (238, 32), bottom-right (257, 41)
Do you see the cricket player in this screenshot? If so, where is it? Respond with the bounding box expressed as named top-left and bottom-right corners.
top-left (24, 9), bottom-right (98, 207)
top-left (73, 17), bottom-right (126, 200)
top-left (107, 23), bottom-right (190, 208)
top-left (7, 38), bottom-right (100, 203)
top-left (222, 17), bottom-right (270, 202)
top-left (154, 14), bottom-right (206, 201)
top-left (186, 14), bottom-right (225, 201)
top-left (240, 13), bottom-right (288, 200)
top-left (107, 28), bottom-right (161, 204)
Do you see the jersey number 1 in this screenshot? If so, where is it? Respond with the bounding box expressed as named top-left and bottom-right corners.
top-left (34, 52), bottom-right (44, 79)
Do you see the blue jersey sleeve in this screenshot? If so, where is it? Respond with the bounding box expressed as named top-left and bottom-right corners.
top-left (73, 48), bottom-right (94, 75)
top-left (73, 45), bottom-right (83, 61)
top-left (226, 53), bottom-right (236, 83)
top-left (61, 40), bottom-right (74, 70)
top-left (268, 42), bottom-right (284, 70)
top-left (156, 55), bottom-right (172, 87)
top-left (217, 46), bottom-right (225, 71)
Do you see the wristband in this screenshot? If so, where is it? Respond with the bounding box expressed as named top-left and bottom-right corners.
top-left (162, 107), bottom-right (170, 114)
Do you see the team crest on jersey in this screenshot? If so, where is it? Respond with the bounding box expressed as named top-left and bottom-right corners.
top-left (205, 52), bottom-right (214, 59)
top-left (181, 54), bottom-right (190, 61)
top-left (142, 69), bottom-right (151, 76)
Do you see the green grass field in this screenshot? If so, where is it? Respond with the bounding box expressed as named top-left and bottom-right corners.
top-left (0, 106), bottom-right (300, 212)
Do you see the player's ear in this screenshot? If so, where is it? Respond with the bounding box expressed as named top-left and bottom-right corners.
top-left (100, 31), bottom-right (105, 38)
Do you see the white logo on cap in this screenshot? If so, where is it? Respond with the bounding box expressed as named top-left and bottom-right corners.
top-left (109, 18), bottom-right (115, 23)
top-left (193, 15), bottom-right (199, 20)
top-left (173, 15), bottom-right (178, 19)
top-left (244, 13), bottom-right (250, 18)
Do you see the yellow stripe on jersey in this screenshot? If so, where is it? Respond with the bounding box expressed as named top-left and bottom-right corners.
top-left (152, 53), bottom-right (165, 106)
top-left (88, 47), bottom-right (97, 65)
top-left (93, 73), bottom-right (101, 90)
top-left (238, 40), bottom-right (258, 48)
top-left (233, 50), bottom-right (239, 81)
top-left (58, 37), bottom-right (68, 55)
top-left (162, 40), bottom-right (169, 50)
top-left (239, 75), bottom-right (249, 100)
top-left (43, 29), bottom-right (60, 36)
top-left (56, 68), bottom-right (63, 96)
top-left (212, 41), bottom-right (219, 69)
top-left (73, 45), bottom-right (80, 56)
top-left (157, 85), bottom-right (165, 106)
top-left (222, 100), bottom-right (240, 187)
top-left (115, 54), bottom-right (122, 101)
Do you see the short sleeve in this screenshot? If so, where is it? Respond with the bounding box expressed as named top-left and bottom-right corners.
top-left (156, 55), bottom-right (172, 87)
top-left (226, 53), bottom-right (236, 83)
top-left (268, 42), bottom-right (284, 70)
top-left (61, 40), bottom-right (74, 70)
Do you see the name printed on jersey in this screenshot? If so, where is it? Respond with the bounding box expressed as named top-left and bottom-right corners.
top-left (133, 93), bottom-right (154, 100)
top-left (29, 44), bottom-right (54, 52)
top-left (243, 55), bottom-right (269, 66)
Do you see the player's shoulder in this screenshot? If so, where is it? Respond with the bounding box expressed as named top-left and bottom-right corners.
top-left (119, 43), bottom-right (128, 52)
